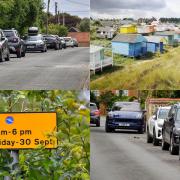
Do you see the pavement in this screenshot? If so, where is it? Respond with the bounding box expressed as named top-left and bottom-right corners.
top-left (0, 47), bottom-right (89, 90)
top-left (91, 116), bottom-right (180, 180)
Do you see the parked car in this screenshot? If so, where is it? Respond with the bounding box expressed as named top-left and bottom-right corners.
top-left (43, 35), bottom-right (61, 50)
top-left (0, 29), bottom-right (10, 61)
top-left (147, 106), bottom-right (171, 145)
top-left (54, 35), bottom-right (63, 49)
top-left (59, 37), bottom-right (66, 49)
top-left (24, 34), bottom-right (47, 52)
top-left (105, 101), bottom-right (146, 133)
top-left (162, 103), bottom-right (180, 155)
top-left (90, 102), bottom-right (100, 127)
top-left (72, 38), bottom-right (78, 47)
top-left (64, 37), bottom-right (74, 47)
top-left (3, 29), bottom-right (26, 58)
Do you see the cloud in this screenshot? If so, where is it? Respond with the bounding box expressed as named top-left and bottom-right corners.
top-left (90, 0), bottom-right (180, 19)
top-left (91, 0), bottom-right (166, 11)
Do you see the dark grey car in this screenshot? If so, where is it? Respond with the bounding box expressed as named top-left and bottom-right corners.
top-left (0, 29), bottom-right (10, 62)
top-left (24, 34), bottom-right (47, 52)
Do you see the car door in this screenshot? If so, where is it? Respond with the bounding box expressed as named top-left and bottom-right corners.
top-left (149, 110), bottom-right (157, 135)
top-left (165, 106), bottom-right (175, 143)
top-left (0, 31), bottom-right (7, 55)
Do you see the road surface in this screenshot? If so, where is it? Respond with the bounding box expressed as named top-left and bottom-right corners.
top-left (0, 47), bottom-right (89, 90)
top-left (91, 117), bottom-right (180, 180)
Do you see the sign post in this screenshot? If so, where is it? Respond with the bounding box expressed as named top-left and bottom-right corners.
top-left (0, 112), bottom-right (57, 179)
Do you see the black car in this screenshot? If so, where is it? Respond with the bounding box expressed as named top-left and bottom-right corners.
top-left (106, 101), bottom-right (145, 133)
top-left (24, 34), bottom-right (47, 52)
top-left (162, 103), bottom-right (180, 155)
top-left (43, 35), bottom-right (61, 50)
top-left (90, 102), bottom-right (100, 127)
top-left (3, 29), bottom-right (26, 58)
top-left (0, 29), bottom-right (10, 62)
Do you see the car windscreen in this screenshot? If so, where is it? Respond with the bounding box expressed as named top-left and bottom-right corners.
top-left (44, 36), bottom-right (56, 40)
top-left (112, 102), bottom-right (141, 112)
top-left (25, 36), bottom-right (42, 41)
top-left (64, 38), bottom-right (71, 42)
top-left (158, 109), bottom-right (169, 119)
top-left (176, 108), bottom-right (180, 122)
top-left (3, 31), bottom-right (15, 37)
top-left (90, 104), bottom-right (97, 111)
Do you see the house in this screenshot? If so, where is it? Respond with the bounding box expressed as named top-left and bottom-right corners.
top-left (90, 45), bottom-right (113, 74)
top-left (154, 31), bottom-right (176, 46)
top-left (67, 32), bottom-right (89, 47)
top-left (112, 34), bottom-right (147, 57)
top-left (97, 26), bottom-right (115, 39)
top-left (68, 27), bottom-right (80, 32)
top-left (137, 25), bottom-right (155, 35)
top-left (119, 24), bottom-right (137, 34)
top-left (174, 30), bottom-right (180, 42)
top-left (144, 36), bottom-right (167, 53)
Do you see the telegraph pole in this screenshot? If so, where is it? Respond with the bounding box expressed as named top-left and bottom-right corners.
top-left (55, 2), bottom-right (58, 24)
top-left (46, 0), bottom-right (51, 34)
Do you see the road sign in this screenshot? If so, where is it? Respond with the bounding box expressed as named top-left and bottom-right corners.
top-left (0, 112), bottom-right (57, 149)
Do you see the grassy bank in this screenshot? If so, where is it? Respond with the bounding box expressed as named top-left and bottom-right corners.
top-left (91, 46), bottom-right (180, 90)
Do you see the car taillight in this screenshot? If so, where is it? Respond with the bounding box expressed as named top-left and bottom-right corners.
top-left (94, 110), bottom-right (100, 116)
top-left (12, 38), bottom-right (18, 43)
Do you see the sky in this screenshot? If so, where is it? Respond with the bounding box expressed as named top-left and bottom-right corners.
top-left (43, 0), bottom-right (90, 18)
top-left (91, 0), bottom-right (180, 19)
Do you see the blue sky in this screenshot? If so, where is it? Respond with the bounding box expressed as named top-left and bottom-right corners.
top-left (44, 0), bottom-right (90, 18)
top-left (91, 0), bottom-right (180, 19)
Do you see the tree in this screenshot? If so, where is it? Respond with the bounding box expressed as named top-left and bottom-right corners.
top-left (42, 24), bottom-right (68, 36)
top-left (78, 18), bottom-right (90, 32)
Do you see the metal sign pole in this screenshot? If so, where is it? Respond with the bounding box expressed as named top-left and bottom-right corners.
top-left (4, 150), bottom-right (19, 180)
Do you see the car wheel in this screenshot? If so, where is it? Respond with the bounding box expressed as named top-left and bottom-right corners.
top-left (5, 51), bottom-right (10, 61)
top-left (96, 119), bottom-right (100, 127)
top-left (55, 44), bottom-right (58, 50)
top-left (169, 135), bottom-right (179, 155)
top-left (161, 133), bottom-right (169, 150)
top-left (105, 121), bottom-right (113, 133)
top-left (0, 50), bottom-right (4, 62)
top-left (147, 127), bottom-right (153, 143)
top-left (153, 129), bottom-right (159, 146)
top-left (17, 47), bottom-right (22, 58)
top-left (21, 47), bottom-right (26, 57)
top-left (138, 128), bottom-right (144, 134)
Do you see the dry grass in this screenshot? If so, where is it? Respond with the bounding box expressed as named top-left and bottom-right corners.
top-left (90, 46), bottom-right (180, 90)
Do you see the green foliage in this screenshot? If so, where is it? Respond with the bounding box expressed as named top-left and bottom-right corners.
top-left (42, 24), bottom-right (68, 37)
top-left (77, 18), bottom-right (90, 32)
top-left (0, 91), bottom-right (90, 179)
top-left (0, 0), bottom-right (45, 34)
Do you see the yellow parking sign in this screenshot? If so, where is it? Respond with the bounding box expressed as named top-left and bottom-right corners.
top-left (0, 112), bottom-right (57, 149)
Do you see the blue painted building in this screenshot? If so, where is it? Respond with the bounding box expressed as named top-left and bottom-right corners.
top-left (112, 34), bottom-right (147, 57)
top-left (145, 36), bottom-right (167, 53)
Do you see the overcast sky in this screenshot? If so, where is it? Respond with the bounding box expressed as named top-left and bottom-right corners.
top-left (91, 0), bottom-right (180, 19)
top-left (44, 0), bottom-right (90, 18)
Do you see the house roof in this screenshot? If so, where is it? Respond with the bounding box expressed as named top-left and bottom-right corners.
top-left (144, 36), bottom-right (166, 43)
top-left (97, 26), bottom-right (115, 32)
top-left (154, 31), bottom-right (176, 36)
top-left (100, 20), bottom-right (114, 27)
top-left (112, 34), bottom-right (146, 43)
top-left (68, 27), bottom-right (80, 32)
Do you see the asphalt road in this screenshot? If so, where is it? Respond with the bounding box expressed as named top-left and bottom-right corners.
top-left (91, 117), bottom-right (180, 180)
top-left (0, 47), bottom-right (89, 90)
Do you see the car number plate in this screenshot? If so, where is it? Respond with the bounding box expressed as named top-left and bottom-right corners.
top-left (27, 46), bottom-right (34, 48)
top-left (119, 123), bottom-right (130, 127)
